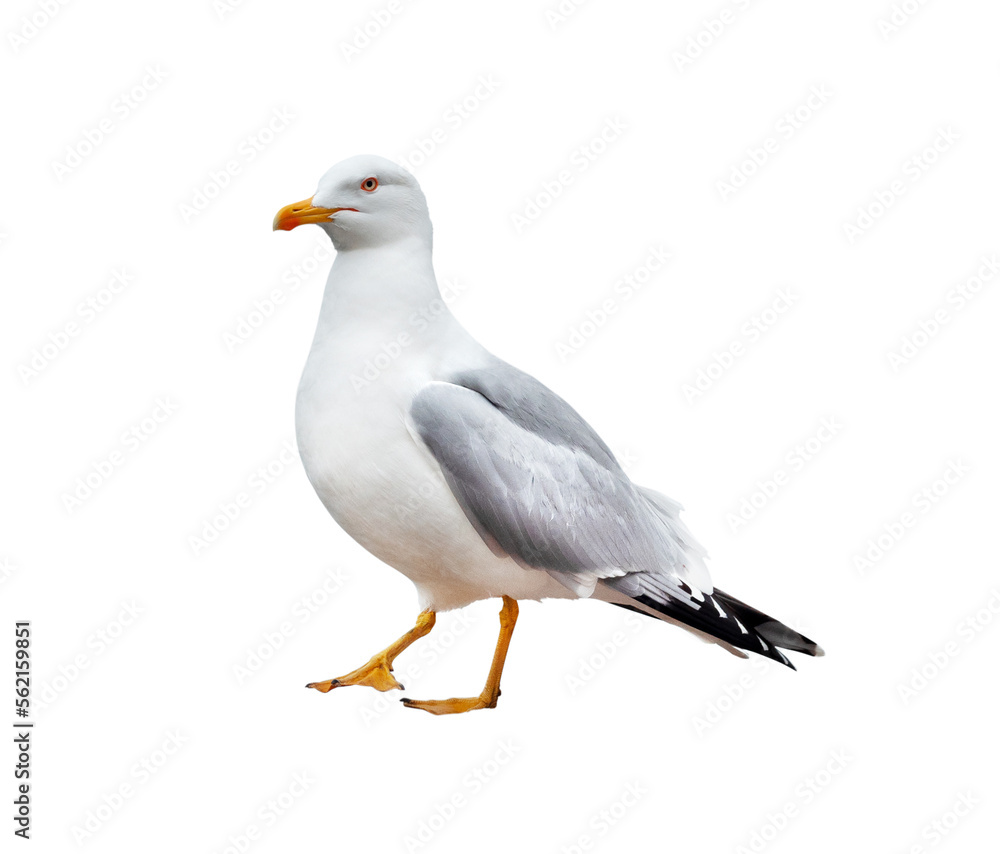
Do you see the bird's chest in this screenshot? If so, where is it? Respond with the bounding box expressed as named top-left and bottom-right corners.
top-left (293, 339), bottom-right (465, 571)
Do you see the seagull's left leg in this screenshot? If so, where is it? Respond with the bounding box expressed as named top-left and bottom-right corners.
top-left (402, 596), bottom-right (518, 715)
top-left (306, 610), bottom-right (436, 694)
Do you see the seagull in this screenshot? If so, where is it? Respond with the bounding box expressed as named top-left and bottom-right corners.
top-left (273, 155), bottom-right (823, 715)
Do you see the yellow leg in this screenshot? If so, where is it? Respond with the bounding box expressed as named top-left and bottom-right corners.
top-left (306, 610), bottom-right (435, 694)
top-left (403, 597), bottom-right (519, 715)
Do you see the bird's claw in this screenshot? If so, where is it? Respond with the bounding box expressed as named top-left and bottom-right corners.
top-left (306, 654), bottom-right (404, 694)
top-left (400, 689), bottom-right (500, 716)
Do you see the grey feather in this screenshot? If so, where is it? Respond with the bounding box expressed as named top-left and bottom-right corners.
top-left (409, 361), bottom-right (711, 597)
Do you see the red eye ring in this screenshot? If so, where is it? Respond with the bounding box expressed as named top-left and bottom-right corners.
top-left (361, 177), bottom-right (378, 192)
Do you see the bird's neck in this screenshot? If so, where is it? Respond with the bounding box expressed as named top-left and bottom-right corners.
top-left (314, 235), bottom-right (444, 339)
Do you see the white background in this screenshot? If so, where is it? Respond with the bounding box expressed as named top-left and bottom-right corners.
top-left (3, 0), bottom-right (999, 851)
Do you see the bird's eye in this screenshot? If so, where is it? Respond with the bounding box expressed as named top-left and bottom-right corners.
top-left (361, 177), bottom-right (378, 192)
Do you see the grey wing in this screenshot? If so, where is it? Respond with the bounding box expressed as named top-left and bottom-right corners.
top-left (408, 362), bottom-right (713, 599)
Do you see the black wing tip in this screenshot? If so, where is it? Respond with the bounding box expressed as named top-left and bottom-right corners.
top-left (714, 590), bottom-right (825, 661)
top-left (618, 589), bottom-right (821, 669)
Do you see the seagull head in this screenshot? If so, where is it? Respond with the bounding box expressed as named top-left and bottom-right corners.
top-left (272, 154), bottom-right (431, 250)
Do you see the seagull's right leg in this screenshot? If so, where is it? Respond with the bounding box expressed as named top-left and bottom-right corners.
top-left (306, 610), bottom-right (436, 694)
top-left (401, 597), bottom-right (518, 714)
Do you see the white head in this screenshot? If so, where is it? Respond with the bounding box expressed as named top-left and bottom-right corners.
top-left (273, 155), bottom-right (431, 251)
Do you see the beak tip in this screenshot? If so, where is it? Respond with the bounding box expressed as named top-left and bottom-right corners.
top-left (273, 196), bottom-right (337, 232)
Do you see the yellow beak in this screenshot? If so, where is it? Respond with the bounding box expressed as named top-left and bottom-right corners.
top-left (272, 197), bottom-right (355, 231)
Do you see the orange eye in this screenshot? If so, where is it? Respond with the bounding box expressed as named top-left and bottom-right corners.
top-left (361, 177), bottom-right (378, 192)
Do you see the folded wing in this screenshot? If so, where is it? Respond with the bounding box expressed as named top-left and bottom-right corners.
top-left (408, 363), bottom-right (712, 601)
